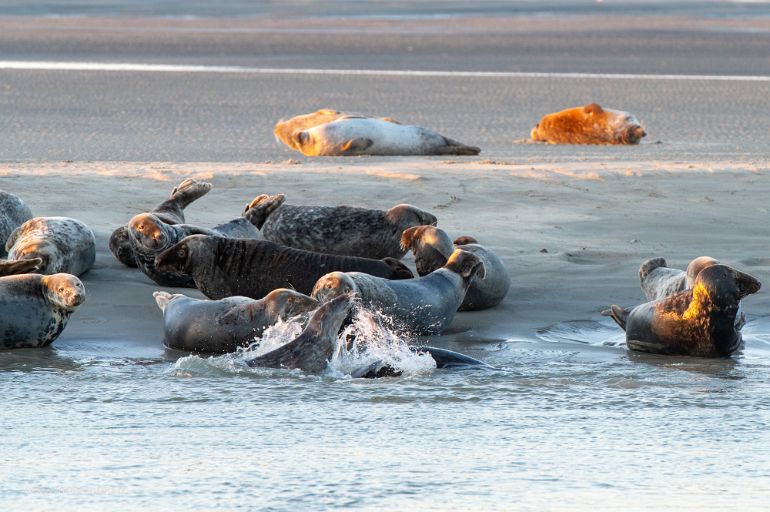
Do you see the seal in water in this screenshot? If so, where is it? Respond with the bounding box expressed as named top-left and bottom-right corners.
top-left (400, 226), bottom-right (509, 310)
top-left (350, 346), bottom-right (491, 378)
top-left (530, 103), bottom-right (646, 145)
top-left (311, 248), bottom-right (486, 335)
top-left (6, 217), bottom-right (96, 276)
top-left (0, 190), bottom-right (33, 257)
top-left (246, 294), bottom-right (352, 374)
top-left (153, 288), bottom-right (319, 354)
top-left (604, 264), bottom-right (760, 357)
top-left (0, 273), bottom-right (86, 349)
top-left (0, 258), bottom-right (42, 277)
top-left (128, 196), bottom-right (275, 287)
top-left (110, 178), bottom-right (212, 268)
top-left (154, 235), bottom-right (414, 300)
top-left (639, 256), bottom-right (720, 301)
top-left (287, 117), bottom-right (480, 156)
top-left (254, 196), bottom-right (438, 259)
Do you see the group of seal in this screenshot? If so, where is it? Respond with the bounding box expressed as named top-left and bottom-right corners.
top-left (274, 105), bottom-right (646, 157)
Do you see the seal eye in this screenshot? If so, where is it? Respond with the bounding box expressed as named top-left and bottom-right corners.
top-left (177, 248), bottom-right (187, 259)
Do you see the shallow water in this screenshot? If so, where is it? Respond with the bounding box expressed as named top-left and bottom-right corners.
top-left (3, 308), bottom-right (770, 511)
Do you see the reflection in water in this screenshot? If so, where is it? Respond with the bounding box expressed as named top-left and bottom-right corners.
top-left (536, 319), bottom-right (626, 348)
top-left (0, 346), bottom-right (82, 373)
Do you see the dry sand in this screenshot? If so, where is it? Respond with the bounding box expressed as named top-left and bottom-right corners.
top-left (2, 158), bottom-right (769, 355)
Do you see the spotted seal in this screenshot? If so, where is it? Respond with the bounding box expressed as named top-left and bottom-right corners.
top-left (154, 288), bottom-right (319, 354)
top-left (311, 248), bottom-right (485, 335)
top-left (6, 217), bottom-right (96, 276)
top-left (400, 226), bottom-right (509, 310)
top-left (605, 264), bottom-right (760, 357)
top-left (531, 103), bottom-right (646, 145)
top-left (252, 195), bottom-right (438, 259)
top-left (246, 293), bottom-right (352, 374)
top-left (109, 178), bottom-right (212, 268)
top-left (0, 190), bottom-right (33, 257)
top-left (0, 273), bottom-right (86, 349)
top-left (154, 235), bottom-right (414, 300)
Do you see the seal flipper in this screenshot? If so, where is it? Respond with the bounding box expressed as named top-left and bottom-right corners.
top-left (340, 138), bottom-right (374, 155)
top-left (639, 257), bottom-right (667, 280)
top-left (153, 291), bottom-right (182, 312)
top-left (168, 178), bottom-right (213, 209)
top-left (243, 194), bottom-right (286, 229)
top-left (603, 305), bottom-right (629, 331)
top-left (440, 136), bottom-right (481, 156)
top-left (0, 257), bottom-right (42, 276)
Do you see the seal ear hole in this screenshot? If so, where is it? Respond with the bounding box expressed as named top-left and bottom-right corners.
top-left (292, 130), bottom-right (309, 146)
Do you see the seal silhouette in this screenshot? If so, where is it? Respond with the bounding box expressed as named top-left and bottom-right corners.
top-left (605, 264), bottom-right (760, 357)
top-left (531, 103), bottom-right (646, 145)
top-left (154, 235), bottom-right (414, 300)
top-left (0, 273), bottom-right (86, 349)
top-left (6, 217), bottom-right (96, 276)
top-left (311, 248), bottom-right (486, 335)
top-left (0, 190), bottom-right (33, 257)
top-left (400, 226), bottom-right (509, 310)
top-left (154, 289), bottom-right (319, 354)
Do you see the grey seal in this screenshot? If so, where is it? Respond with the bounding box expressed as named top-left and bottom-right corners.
top-left (605, 264), bottom-right (760, 357)
top-left (253, 195), bottom-right (438, 259)
top-left (6, 217), bottom-right (96, 276)
top-left (154, 288), bottom-right (319, 354)
top-left (400, 226), bottom-right (509, 311)
top-left (0, 190), bottom-right (33, 257)
top-left (110, 178), bottom-right (213, 268)
top-left (246, 294), bottom-right (352, 374)
top-left (639, 256), bottom-right (720, 301)
top-left (311, 248), bottom-right (486, 335)
top-left (154, 234), bottom-right (414, 300)
top-left (274, 109), bottom-right (402, 151)
top-left (0, 273), bottom-right (86, 349)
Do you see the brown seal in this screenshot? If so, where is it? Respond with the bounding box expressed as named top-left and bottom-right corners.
top-left (531, 103), bottom-right (646, 145)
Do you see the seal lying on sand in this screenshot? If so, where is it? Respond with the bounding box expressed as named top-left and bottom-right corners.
top-left (400, 226), bottom-right (509, 310)
top-left (128, 197), bottom-right (274, 287)
top-left (639, 256), bottom-right (720, 301)
top-left (604, 264), bottom-right (760, 357)
top-left (252, 195), bottom-right (438, 259)
top-left (154, 289), bottom-right (319, 354)
top-left (312, 249), bottom-right (485, 335)
top-left (287, 117), bottom-right (480, 156)
top-left (531, 103), bottom-right (646, 145)
top-left (0, 190), bottom-right (33, 257)
top-left (0, 273), bottom-right (86, 349)
top-left (0, 258), bottom-right (42, 277)
top-left (154, 235), bottom-right (414, 300)
top-left (110, 178), bottom-right (212, 268)
top-left (246, 294), bottom-right (352, 374)
top-left (6, 217), bottom-right (96, 276)
top-left (274, 109), bottom-right (401, 152)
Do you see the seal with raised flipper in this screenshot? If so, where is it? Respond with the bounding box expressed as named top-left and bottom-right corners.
top-left (246, 294), bottom-right (352, 374)
top-left (0, 272), bottom-right (86, 349)
top-left (604, 264), bottom-right (760, 357)
top-left (400, 226), bottom-right (509, 311)
top-left (531, 103), bottom-right (646, 145)
top-left (0, 190), bottom-right (33, 257)
top-left (154, 235), bottom-right (414, 300)
top-left (253, 195), bottom-right (438, 259)
top-left (274, 109), bottom-right (401, 152)
top-left (153, 288), bottom-right (319, 354)
top-left (311, 248), bottom-right (485, 335)
top-left (6, 217), bottom-right (96, 276)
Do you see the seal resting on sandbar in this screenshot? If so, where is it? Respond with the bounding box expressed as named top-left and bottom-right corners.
top-left (0, 258), bottom-right (42, 277)
top-left (604, 264), bottom-right (760, 357)
top-left (287, 117), bottom-right (480, 156)
top-left (246, 294), bottom-right (352, 374)
top-left (153, 289), bottom-right (319, 354)
top-left (639, 256), bottom-right (720, 301)
top-left (530, 103), bottom-right (646, 145)
top-left (154, 235), bottom-right (414, 300)
top-left (110, 178), bottom-right (212, 268)
top-left (128, 196), bottom-right (276, 287)
top-left (0, 273), bottom-right (86, 349)
top-left (0, 190), bottom-right (33, 257)
top-left (400, 226), bottom-right (509, 311)
top-left (6, 217), bottom-right (96, 276)
top-left (311, 248), bottom-right (486, 335)
top-left (251, 194), bottom-right (438, 259)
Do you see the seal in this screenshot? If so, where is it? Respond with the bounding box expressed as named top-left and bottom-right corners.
top-left (639, 256), bottom-right (720, 301)
top-left (109, 178), bottom-right (212, 268)
top-left (255, 197), bottom-right (438, 259)
top-left (604, 264), bottom-right (760, 357)
top-left (153, 288), bottom-right (319, 354)
top-left (246, 293), bottom-right (353, 374)
top-left (274, 109), bottom-right (401, 152)
top-left (154, 235), bottom-right (414, 300)
top-left (530, 103), bottom-right (646, 145)
top-left (311, 248), bottom-right (485, 335)
top-left (0, 272), bottom-right (86, 349)
top-left (0, 190), bottom-right (33, 257)
top-left (287, 117), bottom-right (481, 156)
top-left (350, 346), bottom-right (491, 378)
top-left (0, 258), bottom-right (42, 277)
top-left (400, 226), bottom-right (509, 310)
top-left (128, 196), bottom-right (275, 287)
top-left (6, 217), bottom-right (96, 276)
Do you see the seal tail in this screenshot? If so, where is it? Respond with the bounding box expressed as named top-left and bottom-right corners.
top-left (153, 291), bottom-right (179, 312)
top-left (602, 305), bottom-right (630, 331)
top-left (639, 257), bottom-right (667, 280)
top-left (441, 136), bottom-right (481, 156)
top-left (169, 178), bottom-right (213, 208)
